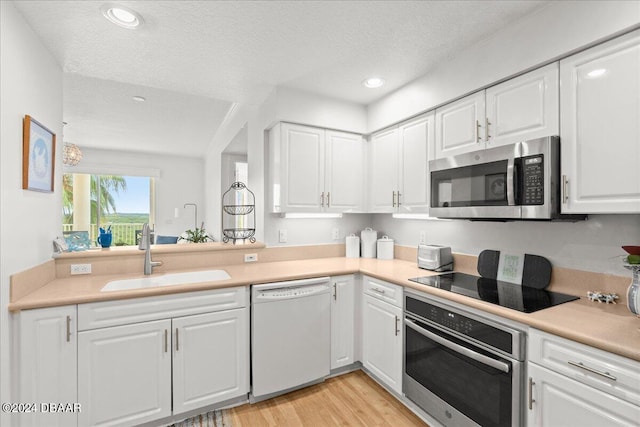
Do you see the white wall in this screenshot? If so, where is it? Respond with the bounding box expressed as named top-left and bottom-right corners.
top-left (265, 214), bottom-right (371, 247)
top-left (75, 147), bottom-right (205, 238)
top-left (372, 215), bottom-right (640, 276)
top-left (0, 1), bottom-right (63, 422)
top-left (368, 1), bottom-right (640, 131)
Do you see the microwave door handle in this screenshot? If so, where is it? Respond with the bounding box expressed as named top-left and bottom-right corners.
top-left (506, 158), bottom-right (516, 206)
top-left (405, 318), bottom-right (511, 374)
top-left (513, 160), bottom-right (520, 205)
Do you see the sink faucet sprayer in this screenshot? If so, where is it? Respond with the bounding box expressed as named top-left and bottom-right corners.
top-left (139, 223), bottom-right (162, 275)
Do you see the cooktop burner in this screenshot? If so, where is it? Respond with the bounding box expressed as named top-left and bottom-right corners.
top-left (409, 272), bottom-right (579, 313)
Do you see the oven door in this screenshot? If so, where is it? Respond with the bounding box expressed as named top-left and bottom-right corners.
top-left (404, 316), bottom-right (522, 427)
top-left (429, 143), bottom-right (521, 219)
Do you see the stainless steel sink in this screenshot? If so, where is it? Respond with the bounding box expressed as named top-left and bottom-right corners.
top-left (101, 269), bottom-right (231, 292)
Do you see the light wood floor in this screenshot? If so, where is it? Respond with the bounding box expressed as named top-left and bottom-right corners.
top-left (228, 370), bottom-right (428, 427)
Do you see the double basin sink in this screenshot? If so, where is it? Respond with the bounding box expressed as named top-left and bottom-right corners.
top-left (101, 269), bottom-right (231, 292)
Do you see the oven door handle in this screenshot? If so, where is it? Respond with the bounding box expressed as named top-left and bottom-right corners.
top-left (405, 318), bottom-right (511, 374)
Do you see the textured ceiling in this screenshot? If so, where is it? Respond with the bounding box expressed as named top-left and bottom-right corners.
top-left (13, 0), bottom-right (550, 155)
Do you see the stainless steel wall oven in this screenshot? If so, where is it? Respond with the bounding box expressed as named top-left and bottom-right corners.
top-left (403, 289), bottom-right (526, 427)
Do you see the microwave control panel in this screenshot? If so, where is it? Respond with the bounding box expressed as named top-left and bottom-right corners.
top-left (522, 155), bottom-right (544, 205)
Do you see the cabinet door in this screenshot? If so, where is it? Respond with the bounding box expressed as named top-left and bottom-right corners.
top-left (282, 123), bottom-right (325, 212)
top-left (19, 306), bottom-right (77, 427)
top-left (325, 131), bottom-right (364, 212)
top-left (398, 113), bottom-right (434, 213)
top-left (368, 127), bottom-right (399, 213)
top-left (172, 308), bottom-right (249, 414)
top-left (560, 30), bottom-right (640, 213)
top-left (486, 63), bottom-right (559, 148)
top-left (330, 275), bottom-right (355, 369)
top-left (362, 294), bottom-right (402, 394)
top-left (435, 91), bottom-right (485, 158)
top-left (527, 363), bottom-right (640, 427)
top-left (78, 319), bottom-right (172, 427)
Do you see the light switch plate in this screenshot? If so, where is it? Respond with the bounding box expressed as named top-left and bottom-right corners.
top-left (279, 229), bottom-right (287, 243)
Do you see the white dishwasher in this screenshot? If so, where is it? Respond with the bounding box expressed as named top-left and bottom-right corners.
top-left (251, 277), bottom-right (331, 401)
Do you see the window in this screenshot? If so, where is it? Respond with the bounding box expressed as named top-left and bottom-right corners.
top-left (62, 173), bottom-right (154, 246)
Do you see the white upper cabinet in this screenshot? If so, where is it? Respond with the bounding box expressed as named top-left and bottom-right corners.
top-left (435, 65), bottom-right (560, 159)
top-left (560, 30), bottom-right (640, 213)
top-left (398, 114), bottom-right (435, 213)
top-left (325, 130), bottom-right (365, 212)
top-left (269, 123), bottom-right (364, 213)
top-left (486, 63), bottom-right (559, 148)
top-left (435, 91), bottom-right (485, 158)
top-left (368, 113), bottom-right (434, 213)
top-left (281, 123), bottom-right (325, 212)
top-left (369, 127), bottom-right (400, 213)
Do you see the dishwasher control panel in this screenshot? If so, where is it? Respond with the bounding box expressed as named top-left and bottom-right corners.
top-left (255, 284), bottom-right (328, 300)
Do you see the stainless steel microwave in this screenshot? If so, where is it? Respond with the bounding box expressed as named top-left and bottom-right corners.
top-left (428, 136), bottom-right (585, 220)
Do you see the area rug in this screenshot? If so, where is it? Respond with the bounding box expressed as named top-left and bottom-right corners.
top-left (170, 409), bottom-right (231, 427)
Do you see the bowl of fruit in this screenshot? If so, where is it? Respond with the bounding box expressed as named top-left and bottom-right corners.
top-left (622, 246), bottom-right (640, 316)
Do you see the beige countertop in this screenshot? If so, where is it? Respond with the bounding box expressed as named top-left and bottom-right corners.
top-left (9, 257), bottom-right (640, 362)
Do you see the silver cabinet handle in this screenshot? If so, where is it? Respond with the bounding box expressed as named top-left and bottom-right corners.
top-left (485, 117), bottom-right (491, 142)
top-left (397, 191), bottom-right (402, 206)
top-left (326, 192), bottom-right (330, 207)
top-left (164, 329), bottom-right (168, 353)
top-left (176, 328), bottom-right (180, 352)
top-left (568, 361), bottom-right (617, 381)
top-left (476, 120), bottom-right (482, 143)
top-left (395, 316), bottom-right (399, 336)
top-left (333, 283), bottom-right (337, 301)
top-left (66, 316), bottom-right (71, 343)
top-left (405, 318), bottom-right (510, 373)
top-left (320, 192), bottom-right (325, 207)
top-left (371, 287), bottom-right (386, 295)
top-left (392, 191), bottom-right (396, 207)
top-left (562, 175), bottom-right (569, 204)
top-left (528, 377), bottom-right (535, 410)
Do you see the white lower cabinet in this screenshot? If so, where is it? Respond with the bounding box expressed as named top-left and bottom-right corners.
top-left (527, 363), bottom-right (640, 427)
top-left (18, 305), bottom-right (78, 427)
top-left (172, 309), bottom-right (248, 413)
top-left (78, 319), bottom-right (172, 426)
top-left (330, 275), bottom-right (355, 370)
top-left (361, 278), bottom-right (403, 394)
top-left (76, 287), bottom-right (249, 427)
top-left (527, 329), bottom-right (640, 427)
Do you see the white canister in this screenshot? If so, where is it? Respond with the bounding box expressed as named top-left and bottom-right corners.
top-left (377, 235), bottom-right (394, 260)
top-left (360, 227), bottom-right (377, 258)
top-left (345, 234), bottom-right (360, 258)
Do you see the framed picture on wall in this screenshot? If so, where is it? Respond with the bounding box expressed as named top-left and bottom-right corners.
top-left (23, 115), bottom-right (56, 192)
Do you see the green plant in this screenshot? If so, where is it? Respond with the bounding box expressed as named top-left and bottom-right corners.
top-left (179, 223), bottom-right (212, 243)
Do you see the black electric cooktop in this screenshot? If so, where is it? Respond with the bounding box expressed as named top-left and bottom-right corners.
top-left (409, 272), bottom-right (579, 313)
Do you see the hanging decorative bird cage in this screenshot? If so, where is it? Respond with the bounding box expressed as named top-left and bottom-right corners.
top-left (221, 182), bottom-right (256, 244)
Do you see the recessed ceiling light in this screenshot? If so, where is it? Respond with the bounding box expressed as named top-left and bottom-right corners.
top-left (101, 4), bottom-right (143, 29)
top-left (586, 68), bottom-right (607, 78)
top-left (132, 96), bottom-right (146, 102)
top-left (362, 77), bottom-right (385, 89)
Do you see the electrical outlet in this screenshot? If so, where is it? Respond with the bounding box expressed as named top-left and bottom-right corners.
top-left (244, 253), bottom-right (258, 262)
top-left (279, 229), bottom-right (288, 243)
top-left (70, 264), bottom-right (92, 275)
top-left (332, 228), bottom-right (340, 240)
top-left (419, 231), bottom-right (426, 244)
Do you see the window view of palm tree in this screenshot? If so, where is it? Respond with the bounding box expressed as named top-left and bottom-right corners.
top-left (63, 173), bottom-right (153, 246)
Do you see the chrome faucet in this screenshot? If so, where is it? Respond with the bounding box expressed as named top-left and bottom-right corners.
top-left (139, 223), bottom-right (162, 275)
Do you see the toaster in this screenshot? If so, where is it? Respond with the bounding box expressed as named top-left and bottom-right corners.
top-left (418, 244), bottom-right (453, 271)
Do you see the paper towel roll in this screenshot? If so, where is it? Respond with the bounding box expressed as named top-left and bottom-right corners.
top-left (361, 227), bottom-right (377, 258)
top-left (345, 234), bottom-right (360, 258)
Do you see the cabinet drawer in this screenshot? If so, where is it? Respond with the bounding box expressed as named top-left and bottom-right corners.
top-left (363, 276), bottom-right (402, 308)
top-left (529, 329), bottom-right (640, 405)
top-left (78, 287), bottom-right (247, 331)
